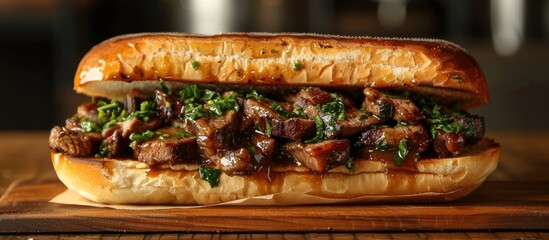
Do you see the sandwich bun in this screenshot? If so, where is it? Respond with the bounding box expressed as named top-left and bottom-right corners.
top-left (50, 33), bottom-right (499, 205)
top-left (75, 33), bottom-right (488, 108)
top-left (52, 139), bottom-right (499, 205)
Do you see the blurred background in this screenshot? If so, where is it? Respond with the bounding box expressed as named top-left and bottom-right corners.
top-left (0, 0), bottom-right (547, 131)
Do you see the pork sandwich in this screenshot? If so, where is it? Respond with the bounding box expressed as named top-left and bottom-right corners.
top-left (49, 33), bottom-right (500, 205)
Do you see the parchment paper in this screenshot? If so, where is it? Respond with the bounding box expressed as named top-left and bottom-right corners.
top-left (49, 189), bottom-right (459, 210)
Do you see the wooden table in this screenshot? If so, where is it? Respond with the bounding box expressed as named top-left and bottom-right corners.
top-left (0, 131), bottom-right (547, 239)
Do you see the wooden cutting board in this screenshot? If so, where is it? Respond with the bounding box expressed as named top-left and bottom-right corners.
top-left (0, 180), bottom-right (547, 233)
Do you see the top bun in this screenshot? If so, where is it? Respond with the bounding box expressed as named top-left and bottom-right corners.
top-left (74, 33), bottom-right (488, 108)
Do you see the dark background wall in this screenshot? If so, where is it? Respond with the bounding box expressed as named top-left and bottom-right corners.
top-left (0, 0), bottom-right (547, 130)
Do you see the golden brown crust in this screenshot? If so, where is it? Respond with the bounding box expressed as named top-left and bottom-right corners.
top-left (74, 33), bottom-right (488, 109)
top-left (51, 139), bottom-right (500, 205)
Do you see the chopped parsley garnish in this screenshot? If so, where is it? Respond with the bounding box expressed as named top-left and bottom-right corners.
top-left (310, 93), bottom-right (346, 139)
top-left (190, 60), bottom-right (200, 70)
top-left (394, 121), bottom-right (407, 128)
top-left (80, 98), bottom-right (153, 132)
top-left (395, 139), bottom-right (408, 165)
top-left (375, 138), bottom-right (389, 151)
top-left (265, 120), bottom-right (272, 137)
top-left (246, 90), bottom-right (265, 101)
top-left (453, 76), bottom-right (463, 84)
top-left (246, 145), bottom-right (257, 154)
top-left (185, 104), bottom-right (209, 120)
top-left (319, 94), bottom-right (345, 121)
top-left (179, 84), bottom-right (201, 102)
top-left (381, 90), bottom-right (410, 99)
top-left (101, 118), bottom-right (120, 130)
top-left (80, 119), bottom-right (101, 132)
top-left (159, 79), bottom-right (172, 94)
top-left (128, 130), bottom-right (176, 147)
top-left (202, 89), bottom-right (220, 101)
top-left (206, 93), bottom-right (240, 117)
top-left (321, 114), bottom-right (338, 138)
top-left (270, 102), bottom-right (293, 119)
top-left (96, 100), bottom-right (123, 119)
top-left (293, 60), bottom-right (301, 71)
top-left (346, 157), bottom-right (355, 173)
top-left (420, 101), bottom-right (472, 138)
top-left (128, 130), bottom-right (156, 147)
top-left (95, 140), bottom-right (109, 158)
top-left (129, 130), bottom-right (156, 141)
top-left (305, 116), bottom-right (325, 143)
top-left (292, 105), bottom-right (307, 119)
top-left (173, 129), bottom-right (195, 139)
top-left (127, 100), bottom-right (155, 122)
top-left (199, 165), bottom-right (221, 187)
top-left (321, 95), bottom-right (345, 118)
top-left (178, 85), bottom-right (241, 120)
top-left (157, 133), bottom-right (170, 139)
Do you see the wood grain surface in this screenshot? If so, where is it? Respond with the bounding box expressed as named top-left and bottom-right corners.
top-left (0, 131), bottom-right (548, 239)
top-left (0, 180), bottom-right (547, 233)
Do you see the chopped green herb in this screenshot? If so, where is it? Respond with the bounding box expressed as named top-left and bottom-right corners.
top-left (453, 76), bottom-right (463, 84)
top-left (358, 108), bottom-right (372, 120)
top-left (254, 123), bottom-right (263, 133)
top-left (101, 119), bottom-right (119, 130)
top-left (246, 90), bottom-right (265, 101)
top-left (207, 101), bottom-right (223, 116)
top-left (381, 91), bottom-right (410, 99)
top-left (140, 101), bottom-right (155, 111)
top-left (292, 105), bottom-right (307, 119)
top-left (265, 120), bottom-right (272, 137)
top-left (179, 84), bottom-right (201, 101)
top-left (352, 140), bottom-right (362, 149)
top-left (80, 120), bottom-right (101, 132)
top-left (346, 157), bottom-right (355, 173)
top-left (182, 86), bottom-right (235, 120)
top-left (95, 141), bottom-right (109, 158)
top-left (157, 133), bottom-right (170, 139)
top-left (270, 102), bottom-right (293, 119)
top-left (311, 93), bottom-right (346, 138)
top-left (191, 60), bottom-right (199, 70)
top-left (319, 94), bottom-right (345, 121)
top-left (127, 100), bottom-right (155, 122)
top-left (174, 129), bottom-right (195, 139)
top-left (205, 93), bottom-right (240, 117)
top-left (246, 145), bottom-right (257, 154)
top-left (128, 130), bottom-right (156, 147)
top-left (96, 100), bottom-right (123, 119)
top-left (159, 79), bottom-right (172, 94)
top-left (358, 114), bottom-right (369, 121)
top-left (202, 89), bottom-right (220, 101)
top-left (395, 139), bottom-right (408, 165)
top-left (321, 114), bottom-right (338, 138)
top-left (199, 165), bottom-right (221, 187)
top-left (129, 130), bottom-right (156, 142)
top-left (293, 60), bottom-right (301, 71)
top-left (305, 116), bottom-right (325, 143)
top-left (185, 104), bottom-right (209, 120)
top-left (375, 138), bottom-right (389, 151)
top-left (394, 122), bottom-right (407, 128)
top-left (420, 102), bottom-right (472, 138)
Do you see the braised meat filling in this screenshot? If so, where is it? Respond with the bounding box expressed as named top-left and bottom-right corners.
top-left (49, 84), bottom-right (485, 186)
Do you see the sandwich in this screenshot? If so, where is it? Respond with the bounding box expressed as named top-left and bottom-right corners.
top-left (48, 33), bottom-right (500, 205)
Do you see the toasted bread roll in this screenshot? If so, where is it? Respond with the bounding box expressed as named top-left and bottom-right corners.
top-left (52, 139), bottom-right (499, 205)
top-left (48, 33), bottom-right (499, 205)
top-left (75, 33), bottom-right (488, 108)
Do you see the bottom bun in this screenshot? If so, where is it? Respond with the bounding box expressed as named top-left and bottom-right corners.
top-left (51, 139), bottom-right (500, 205)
